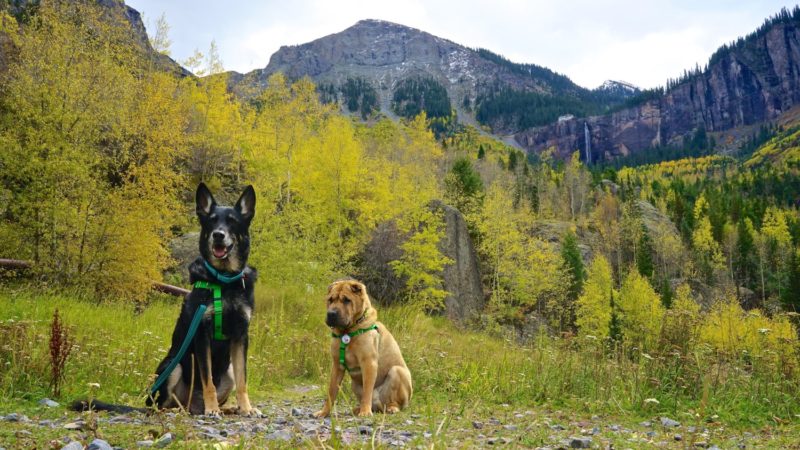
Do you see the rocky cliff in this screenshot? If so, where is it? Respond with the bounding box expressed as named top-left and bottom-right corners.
top-left (516, 10), bottom-right (800, 161)
top-left (230, 19), bottom-right (634, 123)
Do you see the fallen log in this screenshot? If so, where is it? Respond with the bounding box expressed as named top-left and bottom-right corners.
top-left (0, 258), bottom-right (32, 270)
top-left (0, 258), bottom-right (189, 298)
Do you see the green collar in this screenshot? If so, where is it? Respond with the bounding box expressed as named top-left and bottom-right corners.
top-left (194, 280), bottom-right (227, 340)
top-left (331, 324), bottom-right (378, 372)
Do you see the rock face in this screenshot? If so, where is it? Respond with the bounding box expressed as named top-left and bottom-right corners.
top-left (358, 201), bottom-right (484, 323)
top-left (516, 16), bottom-right (800, 161)
top-left (230, 19), bottom-right (622, 122)
top-left (430, 200), bottom-right (485, 322)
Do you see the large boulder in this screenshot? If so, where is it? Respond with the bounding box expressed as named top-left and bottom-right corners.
top-left (358, 201), bottom-right (484, 323)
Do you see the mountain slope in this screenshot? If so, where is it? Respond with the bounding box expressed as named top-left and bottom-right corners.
top-left (230, 19), bottom-right (636, 128)
top-left (516, 7), bottom-right (800, 162)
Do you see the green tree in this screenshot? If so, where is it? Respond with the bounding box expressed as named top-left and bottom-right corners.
top-left (561, 230), bottom-right (586, 303)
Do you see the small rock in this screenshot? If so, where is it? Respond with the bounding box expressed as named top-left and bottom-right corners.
top-left (291, 407), bottom-right (303, 417)
top-left (488, 417), bottom-right (501, 426)
top-left (358, 425), bottom-right (373, 435)
top-left (63, 422), bottom-right (84, 430)
top-left (274, 416), bottom-right (287, 425)
top-left (39, 419), bottom-right (54, 427)
top-left (422, 432), bottom-right (432, 439)
top-left (591, 427), bottom-right (600, 435)
top-left (609, 424), bottom-right (620, 432)
top-left (569, 437), bottom-right (592, 448)
top-left (695, 442), bottom-right (709, 448)
top-left (16, 430), bottom-right (33, 437)
top-left (251, 423), bottom-right (268, 433)
top-left (487, 437), bottom-right (498, 445)
top-left (5, 413), bottom-right (30, 423)
top-left (646, 431), bottom-right (656, 438)
top-left (514, 413), bottom-right (524, 419)
top-left (87, 439), bottom-right (113, 450)
top-left (265, 429), bottom-right (292, 441)
top-left (501, 437), bottom-right (512, 444)
top-left (660, 417), bottom-right (680, 428)
top-left (154, 432), bottom-right (174, 448)
top-left (411, 414), bottom-right (421, 419)
top-left (473, 421), bottom-right (484, 429)
top-left (674, 434), bottom-right (683, 441)
top-left (136, 441), bottom-right (153, 448)
top-left (640, 421), bottom-right (652, 427)
top-left (551, 424), bottom-right (566, 431)
top-left (503, 424), bottom-right (518, 431)
top-left (60, 443), bottom-right (83, 450)
top-left (39, 398), bottom-right (60, 408)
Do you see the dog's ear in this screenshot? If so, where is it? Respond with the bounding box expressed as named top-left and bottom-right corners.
top-left (196, 183), bottom-right (216, 218)
top-left (235, 185), bottom-right (256, 224)
top-left (350, 282), bottom-right (363, 294)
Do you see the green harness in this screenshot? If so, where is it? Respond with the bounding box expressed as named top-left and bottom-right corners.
top-left (193, 280), bottom-right (227, 340)
top-left (331, 324), bottom-right (378, 372)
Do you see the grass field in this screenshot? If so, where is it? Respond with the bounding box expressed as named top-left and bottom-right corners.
top-left (1, 283), bottom-right (799, 448)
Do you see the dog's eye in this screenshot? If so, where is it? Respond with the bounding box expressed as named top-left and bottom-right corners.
top-left (327, 298), bottom-right (332, 304)
top-left (343, 298), bottom-right (351, 304)
top-left (227, 216), bottom-right (238, 224)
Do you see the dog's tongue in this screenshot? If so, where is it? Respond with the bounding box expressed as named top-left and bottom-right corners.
top-left (213, 245), bottom-right (227, 258)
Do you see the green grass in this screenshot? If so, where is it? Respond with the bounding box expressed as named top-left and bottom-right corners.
top-left (1, 283), bottom-right (799, 448)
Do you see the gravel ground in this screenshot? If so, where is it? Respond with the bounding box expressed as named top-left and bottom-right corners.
top-left (0, 388), bottom-right (796, 449)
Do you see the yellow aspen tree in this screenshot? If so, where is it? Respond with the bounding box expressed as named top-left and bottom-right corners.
top-left (576, 255), bottom-right (615, 340)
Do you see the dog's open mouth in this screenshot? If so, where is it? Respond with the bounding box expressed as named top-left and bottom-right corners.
top-left (212, 243), bottom-right (233, 259)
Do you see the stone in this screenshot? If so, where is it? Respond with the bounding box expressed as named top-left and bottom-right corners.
top-left (265, 429), bottom-right (293, 441)
top-left (63, 422), bottom-right (84, 430)
top-left (569, 437), bottom-right (592, 448)
top-left (154, 433), bottom-right (174, 448)
top-left (87, 439), bottom-right (113, 450)
top-left (674, 434), bottom-right (683, 441)
top-left (136, 441), bottom-right (153, 448)
top-left (551, 424), bottom-right (566, 431)
top-left (5, 413), bottom-right (30, 422)
top-left (291, 407), bottom-right (303, 417)
top-left (503, 424), bottom-right (518, 431)
top-left (640, 421), bottom-right (652, 427)
top-left (358, 425), bottom-right (373, 435)
top-left (473, 421), bottom-right (484, 429)
top-left (39, 398), bottom-right (60, 408)
top-left (60, 443), bottom-right (83, 450)
top-left (660, 417), bottom-right (680, 428)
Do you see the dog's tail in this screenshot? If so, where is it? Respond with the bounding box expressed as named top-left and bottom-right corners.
top-left (70, 399), bottom-right (150, 414)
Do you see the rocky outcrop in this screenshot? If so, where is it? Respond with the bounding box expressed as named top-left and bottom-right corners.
top-left (230, 19), bottom-right (595, 118)
top-left (516, 18), bottom-right (800, 161)
top-left (357, 201), bottom-right (484, 323)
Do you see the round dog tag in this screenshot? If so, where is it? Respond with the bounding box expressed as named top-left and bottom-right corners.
top-left (341, 334), bottom-right (351, 344)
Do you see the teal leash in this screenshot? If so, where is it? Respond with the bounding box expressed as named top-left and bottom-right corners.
top-left (148, 304), bottom-right (207, 397)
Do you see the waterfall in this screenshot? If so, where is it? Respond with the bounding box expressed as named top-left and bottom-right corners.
top-left (584, 122), bottom-right (592, 165)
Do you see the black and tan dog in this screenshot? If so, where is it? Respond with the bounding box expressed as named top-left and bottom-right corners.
top-left (315, 280), bottom-right (412, 417)
top-left (73, 183), bottom-right (259, 416)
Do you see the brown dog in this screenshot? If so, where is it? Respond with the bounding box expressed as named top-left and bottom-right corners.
top-left (315, 280), bottom-right (412, 417)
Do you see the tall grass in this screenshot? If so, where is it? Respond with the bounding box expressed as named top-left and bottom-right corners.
top-left (0, 283), bottom-right (798, 429)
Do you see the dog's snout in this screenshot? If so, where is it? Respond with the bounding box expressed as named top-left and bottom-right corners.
top-left (326, 310), bottom-right (338, 326)
top-left (212, 230), bottom-right (226, 241)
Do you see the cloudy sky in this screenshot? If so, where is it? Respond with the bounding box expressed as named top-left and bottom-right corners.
top-left (127, 0), bottom-right (794, 89)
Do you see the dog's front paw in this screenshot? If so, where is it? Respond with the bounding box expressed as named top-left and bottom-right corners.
top-left (385, 405), bottom-right (400, 414)
top-left (204, 408), bottom-right (222, 418)
top-left (239, 407), bottom-right (262, 417)
top-left (355, 407), bottom-right (373, 417)
top-left (314, 408), bottom-right (330, 418)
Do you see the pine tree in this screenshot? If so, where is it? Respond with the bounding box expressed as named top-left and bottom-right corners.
top-left (636, 224), bottom-right (655, 278)
top-left (561, 230), bottom-right (586, 302)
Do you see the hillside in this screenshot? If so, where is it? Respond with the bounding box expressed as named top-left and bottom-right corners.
top-left (228, 19), bottom-right (638, 130)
